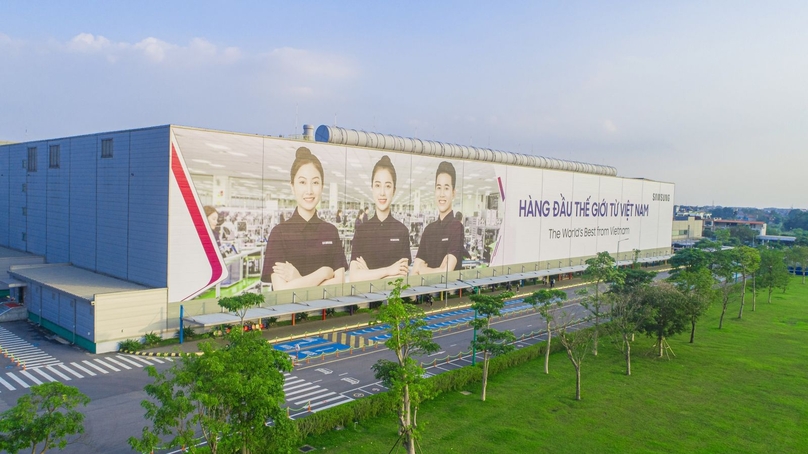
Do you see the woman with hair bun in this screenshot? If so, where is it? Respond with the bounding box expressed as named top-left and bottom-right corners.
top-left (261, 147), bottom-right (347, 290)
top-left (349, 155), bottom-right (411, 282)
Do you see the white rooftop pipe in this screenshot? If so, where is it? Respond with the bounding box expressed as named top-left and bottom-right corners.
top-left (314, 125), bottom-right (617, 176)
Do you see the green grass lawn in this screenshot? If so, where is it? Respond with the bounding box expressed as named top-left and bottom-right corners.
top-left (303, 277), bottom-right (808, 453)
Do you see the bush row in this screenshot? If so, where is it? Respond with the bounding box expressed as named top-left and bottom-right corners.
top-left (294, 334), bottom-right (566, 439)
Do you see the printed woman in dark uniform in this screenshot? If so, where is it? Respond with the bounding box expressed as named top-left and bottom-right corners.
top-left (349, 156), bottom-right (411, 282)
top-left (413, 161), bottom-right (464, 275)
top-left (261, 147), bottom-right (347, 290)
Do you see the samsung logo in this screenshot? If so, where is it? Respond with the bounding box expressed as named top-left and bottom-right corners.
top-left (322, 241), bottom-right (333, 245)
top-left (390, 238), bottom-right (399, 242)
top-left (652, 193), bottom-right (670, 202)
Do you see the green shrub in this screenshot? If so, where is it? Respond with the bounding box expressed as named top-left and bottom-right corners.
top-left (296, 334), bottom-right (562, 439)
top-left (118, 338), bottom-right (142, 352)
top-left (295, 313), bottom-right (309, 323)
top-left (174, 326), bottom-right (196, 339)
top-left (144, 332), bottom-right (162, 346)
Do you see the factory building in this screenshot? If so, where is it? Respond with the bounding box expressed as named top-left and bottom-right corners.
top-left (0, 125), bottom-right (674, 352)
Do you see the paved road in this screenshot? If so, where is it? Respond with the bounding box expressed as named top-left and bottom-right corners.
top-left (0, 270), bottom-right (669, 453)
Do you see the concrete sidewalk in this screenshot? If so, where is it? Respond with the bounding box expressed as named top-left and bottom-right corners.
top-left (138, 266), bottom-right (667, 356)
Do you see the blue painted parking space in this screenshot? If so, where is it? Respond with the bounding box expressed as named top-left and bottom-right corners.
top-left (294, 343), bottom-right (351, 359)
top-left (273, 337), bottom-right (330, 353)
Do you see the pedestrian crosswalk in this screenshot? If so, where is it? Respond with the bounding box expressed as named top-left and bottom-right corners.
top-left (0, 326), bottom-right (61, 368)
top-left (284, 372), bottom-right (354, 419)
top-left (0, 355), bottom-right (173, 392)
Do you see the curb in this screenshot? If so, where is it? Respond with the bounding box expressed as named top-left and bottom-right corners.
top-left (120, 349), bottom-right (193, 357)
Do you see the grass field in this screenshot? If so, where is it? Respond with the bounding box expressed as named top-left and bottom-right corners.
top-left (303, 277), bottom-right (808, 453)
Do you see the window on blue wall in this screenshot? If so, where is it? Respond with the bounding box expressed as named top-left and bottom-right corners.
top-left (21, 232), bottom-right (26, 242)
top-left (27, 147), bottom-right (37, 172)
top-left (101, 138), bottom-right (113, 158)
top-left (22, 207), bottom-right (26, 216)
top-left (21, 183), bottom-right (26, 192)
top-left (49, 144), bottom-right (60, 169)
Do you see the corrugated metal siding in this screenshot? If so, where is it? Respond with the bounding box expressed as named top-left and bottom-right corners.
top-left (127, 127), bottom-right (169, 287)
top-left (8, 144), bottom-right (27, 251)
top-left (58, 293), bottom-right (75, 330)
top-left (46, 139), bottom-right (70, 263)
top-left (40, 285), bottom-right (60, 323)
top-left (76, 299), bottom-right (94, 341)
top-left (0, 144), bottom-right (9, 246)
top-left (25, 141), bottom-right (48, 256)
top-left (69, 135), bottom-right (98, 270)
top-left (96, 132), bottom-right (130, 280)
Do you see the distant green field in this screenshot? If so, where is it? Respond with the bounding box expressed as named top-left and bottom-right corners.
top-left (304, 277), bottom-right (808, 453)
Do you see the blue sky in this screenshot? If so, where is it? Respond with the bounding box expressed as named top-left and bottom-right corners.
top-left (2, 2), bottom-right (806, 208)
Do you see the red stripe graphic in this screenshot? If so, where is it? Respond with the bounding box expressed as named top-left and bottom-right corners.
top-left (170, 144), bottom-right (223, 288)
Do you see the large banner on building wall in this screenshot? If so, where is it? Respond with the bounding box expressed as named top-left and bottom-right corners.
top-left (167, 127), bottom-right (673, 302)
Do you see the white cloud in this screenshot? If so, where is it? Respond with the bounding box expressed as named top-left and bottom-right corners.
top-left (603, 119), bottom-right (617, 134)
top-left (67, 33), bottom-right (112, 53)
top-left (265, 47), bottom-right (358, 79)
top-left (133, 37), bottom-right (177, 62)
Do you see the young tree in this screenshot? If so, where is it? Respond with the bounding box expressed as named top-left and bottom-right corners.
top-left (669, 247), bottom-right (710, 275)
top-left (669, 267), bottom-right (717, 343)
top-left (735, 246), bottom-right (760, 319)
top-left (712, 248), bottom-right (741, 329)
top-left (638, 283), bottom-right (689, 358)
top-left (128, 364), bottom-right (196, 454)
top-left (469, 291), bottom-right (516, 401)
top-left (526, 289), bottom-right (567, 374)
top-left (0, 382), bottom-right (90, 454)
top-left (607, 291), bottom-right (651, 376)
top-left (787, 245), bottom-right (808, 284)
top-left (579, 251), bottom-right (623, 356)
top-left (132, 330), bottom-right (296, 454)
top-left (372, 279), bottom-right (439, 454)
top-left (757, 249), bottom-right (791, 303)
top-left (218, 292), bottom-right (264, 328)
top-left (556, 314), bottom-right (594, 400)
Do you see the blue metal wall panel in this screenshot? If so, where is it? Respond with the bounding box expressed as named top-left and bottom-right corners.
top-left (69, 136), bottom-right (97, 271)
top-left (96, 132), bottom-right (130, 279)
top-left (25, 141), bottom-right (48, 256)
top-left (39, 285), bottom-right (59, 324)
top-left (127, 127), bottom-right (169, 287)
top-left (46, 139), bottom-right (70, 263)
top-left (8, 144), bottom-right (27, 251)
top-left (0, 144), bottom-right (9, 247)
top-left (58, 293), bottom-right (76, 330)
top-left (75, 300), bottom-right (94, 341)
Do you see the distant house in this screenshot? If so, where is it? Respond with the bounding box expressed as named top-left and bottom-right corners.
top-left (706, 218), bottom-right (767, 236)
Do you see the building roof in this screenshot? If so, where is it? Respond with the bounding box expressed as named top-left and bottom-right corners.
top-left (0, 246), bottom-right (38, 259)
top-left (712, 219), bottom-right (765, 226)
top-left (8, 264), bottom-right (151, 301)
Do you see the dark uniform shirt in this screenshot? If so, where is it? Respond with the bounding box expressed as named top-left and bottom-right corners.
top-left (415, 211), bottom-right (464, 271)
top-left (261, 209), bottom-right (348, 282)
top-left (350, 215), bottom-right (411, 270)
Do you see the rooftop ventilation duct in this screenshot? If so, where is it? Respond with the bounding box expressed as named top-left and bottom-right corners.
top-left (314, 125), bottom-right (617, 176)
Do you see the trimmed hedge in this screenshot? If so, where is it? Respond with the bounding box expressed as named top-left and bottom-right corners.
top-left (294, 334), bottom-right (567, 439)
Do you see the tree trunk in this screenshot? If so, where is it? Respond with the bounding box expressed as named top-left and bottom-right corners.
top-left (575, 364), bottom-right (582, 400)
top-left (592, 315), bottom-right (599, 356)
top-left (738, 275), bottom-right (747, 319)
top-left (690, 319), bottom-right (696, 343)
top-left (752, 275), bottom-right (756, 311)
top-left (768, 288), bottom-right (773, 303)
top-left (624, 335), bottom-right (631, 376)
top-left (544, 330), bottom-right (551, 374)
top-left (719, 297), bottom-right (728, 329)
top-left (403, 385), bottom-right (415, 454)
top-left (481, 351), bottom-right (490, 401)
top-left (658, 334), bottom-right (664, 357)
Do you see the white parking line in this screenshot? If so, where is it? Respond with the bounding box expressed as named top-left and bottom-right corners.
top-left (128, 355), bottom-right (160, 366)
top-left (294, 391), bottom-right (335, 405)
top-left (45, 365), bottom-right (72, 381)
top-left (71, 362), bottom-right (95, 377)
top-left (58, 364), bottom-right (84, 379)
top-left (31, 368), bottom-right (58, 382)
top-left (103, 357), bottom-right (131, 370)
top-left (6, 373), bottom-right (29, 388)
top-left (20, 370), bottom-right (43, 385)
top-left (0, 376), bottom-right (16, 390)
top-left (93, 359), bottom-right (120, 372)
top-left (285, 385), bottom-right (320, 397)
top-left (83, 360), bottom-right (109, 374)
top-left (115, 355), bottom-right (144, 367)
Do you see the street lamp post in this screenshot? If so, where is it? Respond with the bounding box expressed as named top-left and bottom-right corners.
top-left (616, 237), bottom-right (629, 267)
